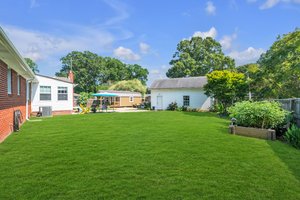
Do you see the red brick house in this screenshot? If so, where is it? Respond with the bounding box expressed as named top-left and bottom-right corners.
top-left (0, 27), bottom-right (36, 142)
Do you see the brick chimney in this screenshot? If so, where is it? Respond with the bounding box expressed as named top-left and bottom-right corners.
top-left (68, 70), bottom-right (74, 83)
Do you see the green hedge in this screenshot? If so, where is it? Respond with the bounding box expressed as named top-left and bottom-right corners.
top-left (228, 101), bottom-right (287, 129)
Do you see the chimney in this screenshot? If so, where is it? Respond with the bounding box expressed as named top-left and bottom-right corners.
top-left (68, 70), bottom-right (74, 83)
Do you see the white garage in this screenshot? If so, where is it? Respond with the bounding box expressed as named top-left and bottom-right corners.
top-left (150, 76), bottom-right (212, 110)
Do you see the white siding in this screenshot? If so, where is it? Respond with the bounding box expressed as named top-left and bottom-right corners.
top-left (151, 88), bottom-right (211, 110)
top-left (31, 75), bottom-right (73, 112)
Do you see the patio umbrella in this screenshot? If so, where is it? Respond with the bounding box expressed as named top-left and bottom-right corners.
top-left (92, 92), bottom-right (118, 97)
top-left (91, 92), bottom-right (119, 111)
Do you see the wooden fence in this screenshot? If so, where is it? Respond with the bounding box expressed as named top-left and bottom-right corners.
top-left (275, 98), bottom-right (300, 126)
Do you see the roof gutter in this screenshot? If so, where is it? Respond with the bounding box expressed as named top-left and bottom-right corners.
top-left (0, 26), bottom-right (36, 80)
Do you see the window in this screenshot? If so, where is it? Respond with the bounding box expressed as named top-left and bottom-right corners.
top-left (7, 68), bottom-right (12, 94)
top-left (40, 86), bottom-right (51, 100)
top-left (183, 95), bottom-right (190, 106)
top-left (17, 75), bottom-right (20, 95)
top-left (58, 87), bottom-right (68, 100)
top-left (129, 96), bottom-right (134, 102)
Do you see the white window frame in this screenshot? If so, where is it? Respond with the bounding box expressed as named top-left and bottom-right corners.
top-left (40, 86), bottom-right (51, 101)
top-left (57, 86), bottom-right (68, 101)
top-left (7, 68), bottom-right (12, 94)
top-left (183, 95), bottom-right (190, 107)
top-left (129, 96), bottom-right (134, 102)
top-left (17, 74), bottom-right (20, 95)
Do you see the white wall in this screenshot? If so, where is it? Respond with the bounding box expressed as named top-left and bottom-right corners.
top-left (31, 75), bottom-right (73, 112)
top-left (151, 88), bottom-right (211, 110)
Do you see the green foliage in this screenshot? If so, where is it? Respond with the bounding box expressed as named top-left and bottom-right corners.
top-left (167, 36), bottom-right (235, 78)
top-left (228, 101), bottom-right (287, 129)
top-left (167, 102), bottom-right (178, 111)
top-left (24, 57), bottom-right (39, 73)
top-left (284, 124), bottom-right (300, 149)
top-left (255, 29), bottom-right (300, 99)
top-left (77, 92), bottom-right (92, 106)
top-left (56, 51), bottom-right (149, 93)
top-left (204, 70), bottom-right (247, 112)
top-left (109, 79), bottom-right (147, 94)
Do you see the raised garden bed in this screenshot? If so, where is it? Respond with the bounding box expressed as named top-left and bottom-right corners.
top-left (229, 125), bottom-right (276, 140)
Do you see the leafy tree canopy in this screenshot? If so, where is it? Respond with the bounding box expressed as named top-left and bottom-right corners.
top-left (24, 57), bottom-right (39, 73)
top-left (166, 36), bottom-right (235, 78)
top-left (204, 70), bottom-right (247, 112)
top-left (109, 79), bottom-right (147, 95)
top-left (257, 29), bottom-right (300, 99)
top-left (55, 51), bottom-right (149, 93)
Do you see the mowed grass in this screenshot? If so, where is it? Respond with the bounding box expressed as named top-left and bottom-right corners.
top-left (0, 112), bottom-right (300, 199)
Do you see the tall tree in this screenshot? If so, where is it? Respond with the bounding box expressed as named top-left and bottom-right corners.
top-left (24, 57), bottom-right (39, 73)
top-left (56, 51), bottom-right (104, 93)
top-left (257, 29), bottom-right (300, 99)
top-left (166, 36), bottom-right (235, 78)
top-left (126, 64), bottom-right (149, 85)
top-left (102, 57), bottom-right (128, 84)
top-left (237, 63), bottom-right (261, 100)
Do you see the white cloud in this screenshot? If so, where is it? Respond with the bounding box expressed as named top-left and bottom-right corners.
top-left (205, 1), bottom-right (216, 15)
top-left (102, 0), bottom-right (129, 26)
top-left (150, 69), bottom-right (160, 74)
top-left (113, 46), bottom-right (140, 61)
top-left (193, 27), bottom-right (217, 39)
top-left (3, 25), bottom-right (115, 62)
top-left (260, 0), bottom-right (280, 9)
top-left (228, 47), bottom-right (265, 66)
top-left (139, 42), bottom-right (150, 54)
top-left (248, 0), bottom-right (300, 9)
top-left (30, 0), bottom-right (39, 8)
top-left (220, 33), bottom-right (237, 50)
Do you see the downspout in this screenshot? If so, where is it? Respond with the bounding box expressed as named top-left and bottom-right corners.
top-left (26, 78), bottom-right (34, 120)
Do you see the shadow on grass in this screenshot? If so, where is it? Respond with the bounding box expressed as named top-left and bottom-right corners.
top-left (267, 140), bottom-right (300, 182)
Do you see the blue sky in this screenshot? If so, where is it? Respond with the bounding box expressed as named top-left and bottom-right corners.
top-left (0, 0), bottom-right (299, 84)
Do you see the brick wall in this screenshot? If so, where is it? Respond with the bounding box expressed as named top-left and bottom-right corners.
top-left (0, 59), bottom-right (27, 142)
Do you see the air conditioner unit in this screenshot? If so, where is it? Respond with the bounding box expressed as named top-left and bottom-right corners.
top-left (39, 106), bottom-right (52, 117)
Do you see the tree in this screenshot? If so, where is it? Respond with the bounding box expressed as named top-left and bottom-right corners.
top-left (166, 36), bottom-right (235, 78)
top-left (204, 70), bottom-right (247, 113)
top-left (56, 51), bottom-right (149, 93)
top-left (109, 79), bottom-right (147, 95)
top-left (126, 64), bottom-right (149, 85)
top-left (56, 51), bottom-right (104, 93)
top-left (24, 58), bottom-right (39, 73)
top-left (257, 29), bottom-right (300, 99)
top-left (236, 63), bottom-right (261, 100)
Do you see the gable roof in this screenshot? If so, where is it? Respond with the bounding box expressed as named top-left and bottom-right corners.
top-left (36, 74), bottom-right (73, 84)
top-left (150, 76), bottom-right (207, 89)
top-left (0, 27), bottom-right (36, 80)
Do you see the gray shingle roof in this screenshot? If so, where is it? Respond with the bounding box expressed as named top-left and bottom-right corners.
top-left (150, 76), bottom-right (207, 89)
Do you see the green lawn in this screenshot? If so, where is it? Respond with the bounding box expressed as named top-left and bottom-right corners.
top-left (0, 112), bottom-right (300, 199)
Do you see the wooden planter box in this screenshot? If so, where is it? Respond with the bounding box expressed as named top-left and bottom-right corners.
top-left (229, 125), bottom-right (276, 140)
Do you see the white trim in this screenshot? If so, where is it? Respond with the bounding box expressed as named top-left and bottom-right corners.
top-left (7, 68), bottom-right (12, 94)
top-left (17, 74), bottom-right (20, 95)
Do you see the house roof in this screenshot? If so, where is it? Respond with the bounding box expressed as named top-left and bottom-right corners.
top-left (36, 74), bottom-right (73, 84)
top-left (150, 76), bottom-right (207, 89)
top-left (0, 27), bottom-right (36, 80)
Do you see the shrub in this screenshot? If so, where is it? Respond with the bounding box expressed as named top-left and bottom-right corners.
top-left (77, 92), bottom-right (92, 106)
top-left (228, 101), bottom-right (287, 129)
top-left (167, 102), bottom-right (178, 111)
top-left (284, 124), bottom-right (300, 149)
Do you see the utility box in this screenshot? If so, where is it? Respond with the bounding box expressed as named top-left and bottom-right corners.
top-left (39, 106), bottom-right (52, 117)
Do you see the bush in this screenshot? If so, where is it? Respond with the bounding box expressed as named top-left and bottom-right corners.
top-left (167, 102), bottom-right (178, 111)
top-left (284, 124), bottom-right (300, 149)
top-left (77, 92), bottom-right (92, 106)
top-left (228, 101), bottom-right (287, 129)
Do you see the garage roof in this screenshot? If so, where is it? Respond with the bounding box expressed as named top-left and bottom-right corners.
top-left (150, 76), bottom-right (207, 89)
